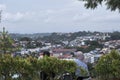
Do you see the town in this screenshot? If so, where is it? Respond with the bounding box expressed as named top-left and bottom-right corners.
top-left (10, 31), bottom-right (120, 64)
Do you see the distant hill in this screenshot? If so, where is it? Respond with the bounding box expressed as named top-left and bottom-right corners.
top-left (10, 33), bottom-right (51, 40)
top-left (9, 31), bottom-right (120, 42)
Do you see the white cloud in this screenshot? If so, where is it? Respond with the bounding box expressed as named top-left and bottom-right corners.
top-left (91, 13), bottom-right (120, 23)
top-left (3, 12), bottom-right (26, 21)
top-left (1, 0), bottom-right (120, 33)
top-left (0, 4), bottom-right (6, 10)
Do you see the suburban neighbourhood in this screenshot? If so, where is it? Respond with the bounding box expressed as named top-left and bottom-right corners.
top-left (11, 31), bottom-right (120, 64)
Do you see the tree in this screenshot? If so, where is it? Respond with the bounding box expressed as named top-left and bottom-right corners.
top-left (95, 50), bottom-right (120, 80)
top-left (0, 27), bottom-right (13, 54)
top-left (0, 55), bottom-right (37, 80)
top-left (110, 31), bottom-right (120, 40)
top-left (19, 37), bottom-right (35, 49)
top-left (38, 57), bottom-right (77, 80)
top-left (80, 0), bottom-right (120, 12)
top-left (0, 54), bottom-right (19, 80)
top-left (20, 37), bottom-right (32, 41)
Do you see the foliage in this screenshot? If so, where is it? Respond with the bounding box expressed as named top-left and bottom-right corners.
top-left (80, 0), bottom-right (120, 12)
top-left (95, 50), bottom-right (120, 80)
top-left (0, 54), bottom-right (34, 80)
top-left (87, 63), bottom-right (96, 78)
top-left (76, 41), bottom-right (103, 53)
top-left (79, 66), bottom-right (88, 77)
top-left (0, 54), bottom-right (15, 80)
top-left (0, 55), bottom-right (78, 80)
top-left (39, 57), bottom-right (77, 80)
top-left (0, 27), bottom-right (21, 55)
top-left (0, 27), bottom-right (13, 54)
top-left (20, 37), bottom-right (32, 41)
top-left (110, 31), bottom-right (120, 40)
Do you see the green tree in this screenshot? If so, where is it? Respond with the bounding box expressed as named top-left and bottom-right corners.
top-left (0, 27), bottom-right (13, 54)
top-left (0, 54), bottom-right (18, 80)
top-left (0, 54), bottom-right (88, 80)
top-left (38, 57), bottom-right (77, 80)
top-left (25, 57), bottom-right (40, 80)
top-left (110, 31), bottom-right (120, 40)
top-left (80, 0), bottom-right (120, 12)
top-left (95, 50), bottom-right (120, 80)
top-left (20, 37), bottom-right (32, 41)
top-left (0, 55), bottom-right (36, 80)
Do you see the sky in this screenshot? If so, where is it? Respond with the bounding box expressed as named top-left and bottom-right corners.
top-left (0, 0), bottom-right (120, 33)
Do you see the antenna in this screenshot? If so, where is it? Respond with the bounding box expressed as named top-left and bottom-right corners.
top-left (0, 10), bottom-right (2, 23)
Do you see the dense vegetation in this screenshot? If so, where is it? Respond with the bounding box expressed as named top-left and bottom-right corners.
top-left (0, 50), bottom-right (120, 80)
top-left (95, 50), bottom-right (120, 80)
top-left (86, 50), bottom-right (120, 80)
top-left (0, 55), bottom-right (77, 80)
top-left (110, 31), bottom-right (120, 40)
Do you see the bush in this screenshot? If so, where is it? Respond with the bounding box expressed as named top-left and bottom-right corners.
top-left (95, 50), bottom-right (120, 80)
top-left (0, 55), bottom-right (77, 80)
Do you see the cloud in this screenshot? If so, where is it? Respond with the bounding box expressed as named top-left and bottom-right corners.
top-left (0, 4), bottom-right (6, 10)
top-left (0, 4), bottom-right (37, 22)
top-left (90, 13), bottom-right (120, 23)
top-left (3, 12), bottom-right (26, 22)
top-left (1, 1), bottom-right (85, 23)
top-left (1, 0), bottom-right (120, 33)
top-left (0, 4), bottom-right (25, 22)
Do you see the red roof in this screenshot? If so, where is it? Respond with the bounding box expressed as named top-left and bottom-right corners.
top-left (52, 48), bottom-right (76, 53)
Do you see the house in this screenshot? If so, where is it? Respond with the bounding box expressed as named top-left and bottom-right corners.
top-left (52, 48), bottom-right (76, 58)
top-left (84, 53), bottom-right (103, 63)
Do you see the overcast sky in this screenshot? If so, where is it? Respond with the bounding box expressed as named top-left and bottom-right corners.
top-left (0, 0), bottom-right (120, 33)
